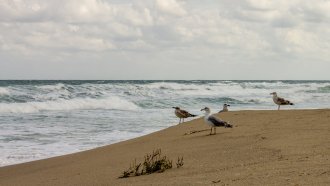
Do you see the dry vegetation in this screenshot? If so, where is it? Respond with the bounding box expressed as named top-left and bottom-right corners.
top-left (119, 149), bottom-right (183, 178)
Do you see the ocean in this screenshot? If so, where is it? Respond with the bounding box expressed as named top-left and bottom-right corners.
top-left (1, 80), bottom-right (330, 166)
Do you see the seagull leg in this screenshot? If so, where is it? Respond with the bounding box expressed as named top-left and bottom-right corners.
top-left (210, 127), bottom-right (212, 135)
top-left (214, 127), bottom-right (216, 135)
top-left (278, 105), bottom-right (280, 110)
top-left (183, 118), bottom-right (184, 123)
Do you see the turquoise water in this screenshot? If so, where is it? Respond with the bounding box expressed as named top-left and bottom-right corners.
top-left (1, 80), bottom-right (329, 166)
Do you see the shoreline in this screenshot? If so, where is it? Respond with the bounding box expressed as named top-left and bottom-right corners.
top-left (1, 109), bottom-right (330, 185)
top-left (1, 108), bottom-right (322, 168)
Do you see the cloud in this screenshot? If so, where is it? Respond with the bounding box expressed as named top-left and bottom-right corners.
top-left (0, 0), bottom-right (329, 79)
top-left (155, 0), bottom-right (186, 16)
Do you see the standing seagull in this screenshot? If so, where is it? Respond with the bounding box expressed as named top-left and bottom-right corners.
top-left (201, 107), bottom-right (232, 135)
top-left (270, 92), bottom-right (294, 110)
top-left (219, 104), bottom-right (230, 113)
top-left (172, 107), bottom-right (197, 124)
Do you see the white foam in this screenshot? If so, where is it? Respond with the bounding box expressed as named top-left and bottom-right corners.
top-left (0, 96), bottom-right (139, 113)
top-left (0, 87), bottom-right (10, 95)
top-left (146, 82), bottom-right (200, 90)
top-left (141, 82), bottom-right (219, 96)
top-left (39, 83), bottom-right (66, 91)
top-left (0, 127), bottom-right (160, 167)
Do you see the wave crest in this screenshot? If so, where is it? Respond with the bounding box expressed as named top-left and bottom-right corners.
top-left (0, 87), bottom-right (10, 95)
top-left (39, 83), bottom-right (67, 91)
top-left (0, 96), bottom-right (139, 113)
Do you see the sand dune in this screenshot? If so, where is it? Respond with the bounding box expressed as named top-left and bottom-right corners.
top-left (1, 110), bottom-right (330, 185)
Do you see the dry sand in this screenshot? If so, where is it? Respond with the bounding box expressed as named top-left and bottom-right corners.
top-left (0, 109), bottom-right (330, 186)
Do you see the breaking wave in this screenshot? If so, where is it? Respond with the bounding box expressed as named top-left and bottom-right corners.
top-left (0, 96), bottom-right (139, 113)
top-left (1, 80), bottom-right (330, 111)
top-left (0, 87), bottom-right (10, 95)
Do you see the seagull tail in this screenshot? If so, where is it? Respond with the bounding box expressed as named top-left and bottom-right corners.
top-left (189, 114), bottom-right (197, 117)
top-left (224, 121), bottom-right (233, 128)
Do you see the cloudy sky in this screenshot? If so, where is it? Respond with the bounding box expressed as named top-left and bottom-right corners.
top-left (0, 0), bottom-right (329, 80)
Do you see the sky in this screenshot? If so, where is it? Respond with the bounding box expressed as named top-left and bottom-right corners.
top-left (0, 0), bottom-right (329, 80)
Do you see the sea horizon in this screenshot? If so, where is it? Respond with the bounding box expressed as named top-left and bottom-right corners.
top-left (1, 79), bottom-right (330, 81)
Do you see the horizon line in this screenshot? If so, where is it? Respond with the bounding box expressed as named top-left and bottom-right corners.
top-left (0, 79), bottom-right (329, 81)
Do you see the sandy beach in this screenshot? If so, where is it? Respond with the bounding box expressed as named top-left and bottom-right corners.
top-left (0, 109), bottom-right (329, 186)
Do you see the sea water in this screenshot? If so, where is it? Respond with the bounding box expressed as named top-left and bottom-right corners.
top-left (1, 80), bottom-right (330, 166)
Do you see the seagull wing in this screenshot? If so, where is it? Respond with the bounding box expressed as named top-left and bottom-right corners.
top-left (277, 97), bottom-right (293, 105)
top-left (208, 115), bottom-right (227, 127)
top-left (180, 109), bottom-right (196, 117)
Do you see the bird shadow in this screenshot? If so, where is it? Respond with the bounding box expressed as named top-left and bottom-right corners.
top-left (184, 129), bottom-right (209, 135)
top-left (184, 129), bottom-right (229, 137)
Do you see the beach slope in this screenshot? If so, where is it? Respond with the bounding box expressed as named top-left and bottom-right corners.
top-left (0, 110), bottom-right (330, 185)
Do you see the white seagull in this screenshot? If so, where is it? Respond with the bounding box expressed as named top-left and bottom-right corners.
top-left (201, 107), bottom-right (232, 135)
top-left (270, 92), bottom-right (294, 110)
top-left (219, 104), bottom-right (230, 113)
top-left (172, 107), bottom-right (197, 124)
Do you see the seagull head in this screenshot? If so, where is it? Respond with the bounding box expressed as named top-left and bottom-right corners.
top-left (270, 92), bottom-right (277, 96)
top-left (200, 107), bottom-right (210, 113)
top-left (224, 104), bottom-right (230, 107)
top-left (172, 107), bottom-right (180, 110)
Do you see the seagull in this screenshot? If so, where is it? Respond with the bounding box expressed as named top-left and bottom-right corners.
top-left (172, 107), bottom-right (197, 124)
top-left (219, 104), bottom-right (230, 113)
top-left (201, 107), bottom-right (232, 135)
top-left (270, 92), bottom-right (294, 110)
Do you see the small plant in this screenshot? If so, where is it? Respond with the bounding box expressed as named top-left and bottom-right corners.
top-left (119, 149), bottom-right (183, 178)
top-left (143, 149), bottom-right (172, 173)
top-left (176, 156), bottom-right (184, 168)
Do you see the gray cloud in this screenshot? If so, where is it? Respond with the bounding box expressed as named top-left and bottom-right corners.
top-left (0, 0), bottom-right (329, 80)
